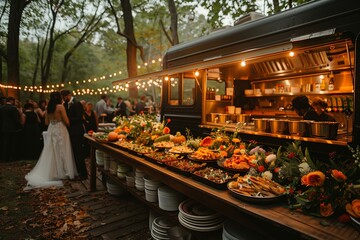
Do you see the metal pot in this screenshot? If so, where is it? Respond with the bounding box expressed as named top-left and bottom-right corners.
top-left (236, 114), bottom-right (252, 123)
top-left (288, 120), bottom-right (308, 136)
top-left (310, 121), bottom-right (339, 139)
top-left (268, 119), bottom-right (289, 134)
top-left (210, 113), bottom-right (218, 123)
top-left (217, 113), bottom-right (229, 123)
top-left (253, 118), bottom-right (269, 132)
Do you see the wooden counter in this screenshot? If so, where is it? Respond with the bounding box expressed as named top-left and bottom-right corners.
top-left (85, 135), bottom-right (360, 240)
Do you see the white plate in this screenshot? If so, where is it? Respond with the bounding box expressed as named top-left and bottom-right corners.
top-left (179, 199), bottom-right (221, 221)
top-left (178, 212), bottom-right (223, 227)
top-left (178, 215), bottom-right (223, 232)
top-left (178, 212), bottom-right (224, 227)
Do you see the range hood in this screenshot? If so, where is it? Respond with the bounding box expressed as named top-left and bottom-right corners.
top-left (247, 40), bottom-right (354, 80)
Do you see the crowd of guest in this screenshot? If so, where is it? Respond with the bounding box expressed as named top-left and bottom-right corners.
top-left (0, 93), bottom-right (157, 162)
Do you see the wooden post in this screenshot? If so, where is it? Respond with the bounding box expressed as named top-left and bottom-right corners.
top-left (89, 145), bottom-right (96, 191)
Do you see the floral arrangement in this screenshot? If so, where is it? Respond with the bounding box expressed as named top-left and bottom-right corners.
top-left (274, 142), bottom-right (360, 220)
top-left (112, 113), bottom-right (171, 146)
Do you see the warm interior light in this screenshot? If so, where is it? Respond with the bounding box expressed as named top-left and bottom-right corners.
top-left (164, 76), bottom-right (169, 81)
top-left (289, 51), bottom-right (295, 57)
top-left (240, 60), bottom-right (246, 67)
top-left (194, 70), bottom-right (200, 76)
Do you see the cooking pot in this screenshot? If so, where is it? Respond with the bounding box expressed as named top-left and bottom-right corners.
top-left (236, 114), bottom-right (252, 123)
top-left (268, 119), bottom-right (289, 134)
top-left (210, 113), bottom-right (218, 123)
top-left (310, 121), bottom-right (339, 139)
top-left (253, 118), bottom-right (269, 132)
top-left (288, 120), bottom-right (308, 136)
top-left (217, 113), bottom-right (229, 123)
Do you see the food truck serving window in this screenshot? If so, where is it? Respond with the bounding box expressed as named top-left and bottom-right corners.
top-left (168, 72), bottom-right (195, 106)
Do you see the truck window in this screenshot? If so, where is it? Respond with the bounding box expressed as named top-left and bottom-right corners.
top-left (183, 77), bottom-right (195, 105)
top-left (169, 75), bottom-right (179, 105)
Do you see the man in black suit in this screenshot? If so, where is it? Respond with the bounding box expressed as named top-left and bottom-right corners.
top-left (115, 97), bottom-right (128, 117)
top-left (0, 97), bottom-right (23, 161)
top-left (61, 90), bottom-right (87, 179)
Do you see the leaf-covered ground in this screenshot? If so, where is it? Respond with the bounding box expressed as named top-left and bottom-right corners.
top-left (0, 161), bottom-right (91, 240)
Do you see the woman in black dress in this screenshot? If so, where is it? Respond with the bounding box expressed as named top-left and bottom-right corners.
top-left (83, 102), bottom-right (98, 157)
top-left (22, 103), bottom-right (41, 159)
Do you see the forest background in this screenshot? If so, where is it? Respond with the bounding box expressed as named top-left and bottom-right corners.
top-left (0, 0), bottom-right (310, 104)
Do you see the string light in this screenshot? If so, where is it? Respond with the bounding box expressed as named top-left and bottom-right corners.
top-left (0, 57), bottom-right (163, 92)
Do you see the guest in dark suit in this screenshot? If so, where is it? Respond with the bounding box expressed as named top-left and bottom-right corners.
top-left (0, 97), bottom-right (24, 161)
top-left (61, 90), bottom-right (87, 179)
top-left (115, 97), bottom-right (128, 117)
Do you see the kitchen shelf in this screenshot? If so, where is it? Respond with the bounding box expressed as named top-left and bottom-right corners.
top-left (244, 90), bottom-right (353, 97)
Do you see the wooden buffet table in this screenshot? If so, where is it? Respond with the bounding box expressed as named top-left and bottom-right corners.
top-left (85, 135), bottom-right (359, 240)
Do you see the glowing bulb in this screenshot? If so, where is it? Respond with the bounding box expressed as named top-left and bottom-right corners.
top-left (194, 70), bottom-right (199, 77)
top-left (240, 60), bottom-right (246, 67)
top-left (164, 76), bottom-right (169, 81)
top-left (289, 51), bottom-right (295, 57)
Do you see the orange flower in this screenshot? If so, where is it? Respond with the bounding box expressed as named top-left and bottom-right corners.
top-left (320, 202), bottom-right (334, 217)
top-left (301, 171), bottom-right (325, 187)
top-left (353, 199), bottom-right (360, 217)
top-left (331, 169), bottom-right (347, 182)
top-left (163, 127), bottom-right (170, 134)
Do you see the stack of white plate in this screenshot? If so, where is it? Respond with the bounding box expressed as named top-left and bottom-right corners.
top-left (151, 216), bottom-right (176, 240)
top-left (135, 169), bottom-right (146, 191)
top-left (158, 186), bottom-right (184, 211)
top-left (117, 163), bottom-right (132, 179)
top-left (106, 179), bottom-right (124, 196)
top-left (103, 153), bottom-right (112, 170)
top-left (125, 172), bottom-right (135, 187)
top-left (95, 150), bottom-right (104, 166)
top-left (109, 160), bottom-right (118, 175)
top-left (178, 199), bottom-right (224, 232)
top-left (144, 176), bottom-right (162, 202)
top-left (222, 219), bottom-right (257, 240)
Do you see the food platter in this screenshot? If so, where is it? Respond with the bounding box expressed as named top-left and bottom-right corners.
top-left (350, 216), bottom-right (360, 231)
top-left (167, 146), bottom-right (194, 155)
top-left (165, 160), bottom-right (206, 176)
top-left (187, 147), bottom-right (221, 162)
top-left (217, 159), bottom-right (248, 174)
top-left (144, 152), bottom-right (180, 165)
top-left (191, 167), bottom-right (234, 189)
top-left (187, 155), bottom-right (219, 163)
top-left (153, 141), bottom-right (175, 149)
top-left (227, 176), bottom-right (286, 204)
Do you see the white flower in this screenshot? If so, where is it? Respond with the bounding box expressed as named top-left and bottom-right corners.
top-left (261, 171), bottom-right (273, 180)
top-left (240, 149), bottom-right (246, 154)
top-left (265, 154), bottom-right (276, 164)
top-left (250, 159), bottom-right (258, 166)
top-left (298, 162), bottom-right (311, 175)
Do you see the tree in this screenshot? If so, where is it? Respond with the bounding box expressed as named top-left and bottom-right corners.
top-left (61, 1), bottom-right (106, 83)
top-left (6, 0), bottom-right (32, 98)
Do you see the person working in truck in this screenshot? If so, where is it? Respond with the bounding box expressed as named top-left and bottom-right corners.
top-left (311, 97), bottom-right (336, 122)
top-left (291, 95), bottom-right (320, 121)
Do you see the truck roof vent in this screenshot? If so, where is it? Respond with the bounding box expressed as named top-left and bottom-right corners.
top-left (234, 12), bottom-right (265, 25)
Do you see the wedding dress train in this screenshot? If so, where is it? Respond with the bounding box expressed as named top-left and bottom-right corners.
top-left (25, 120), bottom-right (78, 189)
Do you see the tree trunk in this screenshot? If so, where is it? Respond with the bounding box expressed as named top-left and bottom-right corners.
top-left (168, 0), bottom-right (179, 45)
top-left (30, 38), bottom-right (40, 99)
top-left (121, 0), bottom-right (138, 98)
top-left (272, 0), bottom-right (281, 13)
top-left (7, 0), bottom-right (28, 99)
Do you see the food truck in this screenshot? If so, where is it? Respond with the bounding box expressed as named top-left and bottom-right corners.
top-left (113, 0), bottom-right (360, 153)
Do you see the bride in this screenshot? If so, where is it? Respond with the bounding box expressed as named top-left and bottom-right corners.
top-left (25, 91), bottom-right (78, 189)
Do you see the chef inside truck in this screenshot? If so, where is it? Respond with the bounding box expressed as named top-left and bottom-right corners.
top-left (291, 95), bottom-right (335, 122)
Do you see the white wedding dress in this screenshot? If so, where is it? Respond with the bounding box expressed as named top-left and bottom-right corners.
top-left (25, 119), bottom-right (78, 189)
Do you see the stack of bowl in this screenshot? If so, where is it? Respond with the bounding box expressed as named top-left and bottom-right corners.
top-left (151, 216), bottom-right (177, 240)
top-left (144, 176), bottom-right (163, 202)
top-left (135, 169), bottom-right (146, 191)
top-left (117, 163), bottom-right (132, 179)
top-left (95, 150), bottom-right (104, 166)
top-left (106, 179), bottom-right (125, 196)
top-left (158, 186), bottom-right (184, 211)
top-left (103, 152), bottom-right (112, 170)
top-left (125, 172), bottom-right (135, 187)
top-left (109, 160), bottom-right (118, 175)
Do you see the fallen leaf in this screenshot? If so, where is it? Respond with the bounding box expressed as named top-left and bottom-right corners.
top-left (1, 206), bottom-right (9, 211)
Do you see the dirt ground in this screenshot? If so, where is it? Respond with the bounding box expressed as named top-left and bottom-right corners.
top-left (0, 160), bottom-right (90, 240)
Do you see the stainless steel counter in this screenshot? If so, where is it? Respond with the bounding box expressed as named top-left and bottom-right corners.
top-left (200, 122), bottom-right (351, 146)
